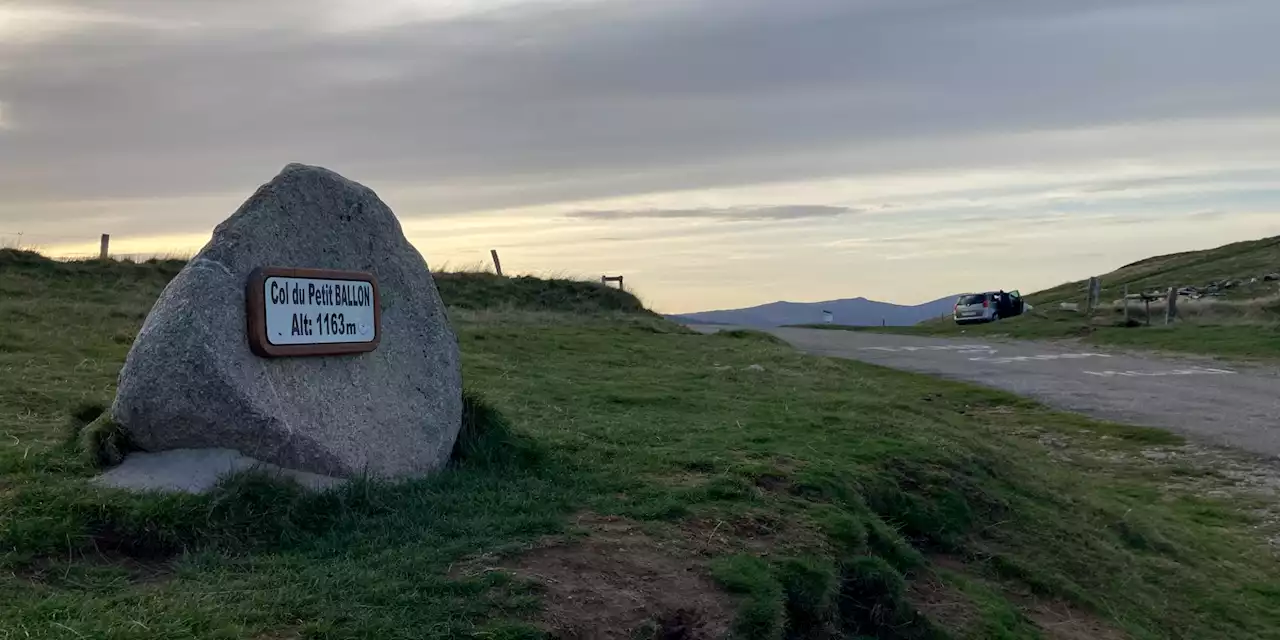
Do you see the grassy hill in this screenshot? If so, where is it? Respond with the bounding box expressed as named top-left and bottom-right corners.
top-left (1031, 235), bottom-right (1280, 307)
top-left (435, 271), bottom-right (649, 314)
top-left (3, 250), bottom-right (1280, 638)
top-left (868, 236), bottom-right (1280, 358)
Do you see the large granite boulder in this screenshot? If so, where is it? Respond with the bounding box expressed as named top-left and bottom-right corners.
top-left (111, 164), bottom-right (462, 479)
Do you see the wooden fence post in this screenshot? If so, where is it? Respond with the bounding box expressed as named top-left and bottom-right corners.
top-left (489, 249), bottom-right (503, 276)
top-left (99, 234), bottom-right (110, 260)
top-left (1123, 284), bottom-right (1130, 323)
top-left (1165, 287), bottom-right (1178, 325)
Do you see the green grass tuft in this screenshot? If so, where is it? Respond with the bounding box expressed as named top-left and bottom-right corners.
top-left (63, 401), bottom-right (108, 445)
top-left (865, 518), bottom-right (927, 573)
top-left (838, 555), bottom-right (940, 639)
top-left (76, 412), bottom-right (135, 469)
top-left (69, 401), bottom-right (108, 425)
top-left (711, 554), bottom-right (788, 640)
top-left (451, 389), bottom-right (545, 469)
top-left (776, 555), bottom-right (840, 633)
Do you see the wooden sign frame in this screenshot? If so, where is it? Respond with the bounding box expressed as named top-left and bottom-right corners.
top-left (246, 266), bottom-right (381, 358)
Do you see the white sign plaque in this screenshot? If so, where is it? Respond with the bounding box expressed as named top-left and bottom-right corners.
top-left (246, 267), bottom-right (381, 357)
top-left (263, 276), bottom-right (376, 345)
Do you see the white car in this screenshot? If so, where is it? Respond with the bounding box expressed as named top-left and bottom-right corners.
top-left (953, 292), bottom-right (999, 324)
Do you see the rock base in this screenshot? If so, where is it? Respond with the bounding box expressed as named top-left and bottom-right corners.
top-left (93, 449), bottom-right (346, 494)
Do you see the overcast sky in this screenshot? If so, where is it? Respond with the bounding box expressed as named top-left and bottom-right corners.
top-left (3, 0), bottom-right (1279, 312)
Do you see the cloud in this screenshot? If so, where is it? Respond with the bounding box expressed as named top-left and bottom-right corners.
top-left (1, 0), bottom-right (1277, 207)
top-left (2, 0), bottom-right (1279, 311)
top-left (1077, 176), bottom-right (1198, 194)
top-left (566, 204), bottom-right (858, 222)
top-left (1187, 209), bottom-right (1230, 219)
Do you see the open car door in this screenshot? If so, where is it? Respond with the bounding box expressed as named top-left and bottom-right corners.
top-left (1007, 290), bottom-right (1025, 317)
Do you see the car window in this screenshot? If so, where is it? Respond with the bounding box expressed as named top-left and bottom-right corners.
top-left (958, 294), bottom-right (987, 305)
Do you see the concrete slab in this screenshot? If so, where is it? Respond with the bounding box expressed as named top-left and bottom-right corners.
top-left (93, 448), bottom-right (346, 494)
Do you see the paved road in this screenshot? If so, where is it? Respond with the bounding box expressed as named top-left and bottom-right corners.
top-left (702, 326), bottom-right (1280, 457)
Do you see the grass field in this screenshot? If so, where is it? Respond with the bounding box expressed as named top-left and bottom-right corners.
top-left (4, 250), bottom-right (1280, 639)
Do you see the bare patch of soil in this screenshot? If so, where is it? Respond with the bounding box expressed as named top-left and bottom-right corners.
top-left (495, 514), bottom-right (734, 639)
top-left (680, 510), bottom-right (824, 557)
top-left (906, 569), bottom-right (981, 636)
top-left (1025, 600), bottom-right (1128, 640)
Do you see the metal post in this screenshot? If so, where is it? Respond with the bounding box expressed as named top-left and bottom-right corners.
top-left (99, 234), bottom-right (110, 260)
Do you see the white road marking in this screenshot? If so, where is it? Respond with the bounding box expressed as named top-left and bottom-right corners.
top-left (857, 344), bottom-right (1236, 376)
top-left (969, 353), bottom-right (1112, 364)
top-left (861, 344), bottom-right (994, 353)
top-left (1083, 367), bottom-right (1236, 378)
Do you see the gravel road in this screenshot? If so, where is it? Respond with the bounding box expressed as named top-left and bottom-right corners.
top-left (700, 326), bottom-right (1280, 457)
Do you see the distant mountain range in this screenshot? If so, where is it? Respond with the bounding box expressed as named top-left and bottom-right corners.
top-left (668, 295), bottom-right (959, 328)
